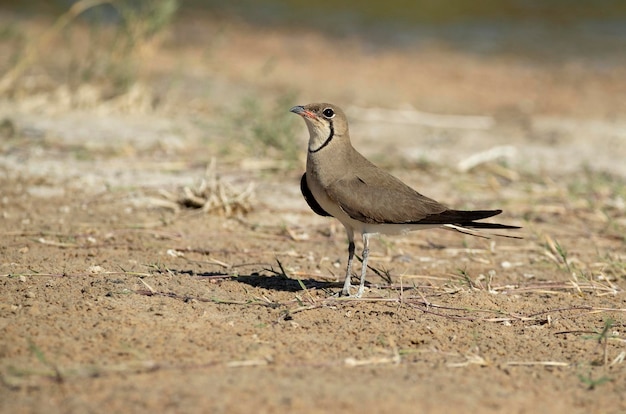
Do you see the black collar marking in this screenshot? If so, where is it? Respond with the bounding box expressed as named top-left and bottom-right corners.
top-left (309, 120), bottom-right (334, 153)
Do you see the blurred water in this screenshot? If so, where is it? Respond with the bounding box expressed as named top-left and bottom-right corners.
top-left (184, 0), bottom-right (626, 63)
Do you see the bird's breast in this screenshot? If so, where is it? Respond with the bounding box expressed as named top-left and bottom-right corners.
top-left (305, 168), bottom-right (343, 218)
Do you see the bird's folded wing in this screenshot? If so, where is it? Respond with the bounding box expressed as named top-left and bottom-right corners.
top-left (326, 175), bottom-right (448, 224)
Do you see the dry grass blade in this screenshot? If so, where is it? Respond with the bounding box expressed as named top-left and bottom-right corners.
top-left (226, 360), bottom-right (268, 368)
top-left (447, 353), bottom-right (489, 368)
top-left (138, 277), bottom-right (155, 293)
top-left (611, 351), bottom-right (626, 366)
top-left (344, 356), bottom-right (399, 367)
top-left (34, 238), bottom-right (79, 248)
top-left (506, 361), bottom-right (570, 367)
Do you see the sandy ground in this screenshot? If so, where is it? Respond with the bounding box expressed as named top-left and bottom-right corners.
top-left (1, 10), bottom-right (626, 414)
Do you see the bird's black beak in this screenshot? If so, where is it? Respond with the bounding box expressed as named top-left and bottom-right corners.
top-left (290, 105), bottom-right (305, 114)
top-left (290, 105), bottom-right (316, 119)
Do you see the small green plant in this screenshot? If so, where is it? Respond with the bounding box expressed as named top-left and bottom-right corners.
top-left (457, 268), bottom-right (476, 290)
top-left (28, 339), bottom-right (63, 383)
top-left (554, 240), bottom-right (570, 272)
top-left (544, 237), bottom-right (572, 272)
top-left (231, 92), bottom-right (301, 165)
top-left (145, 261), bottom-right (174, 276)
top-left (578, 372), bottom-right (611, 390)
top-left (584, 318), bottom-right (618, 366)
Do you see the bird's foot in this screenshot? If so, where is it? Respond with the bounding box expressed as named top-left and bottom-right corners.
top-left (355, 285), bottom-right (365, 298)
top-left (331, 284), bottom-right (365, 298)
top-left (331, 287), bottom-right (351, 298)
top-left (328, 285), bottom-right (352, 298)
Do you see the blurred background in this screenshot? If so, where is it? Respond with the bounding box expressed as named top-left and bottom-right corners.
top-left (3, 0), bottom-right (626, 111)
top-left (1, 0), bottom-right (626, 181)
top-left (3, 5), bottom-right (626, 413)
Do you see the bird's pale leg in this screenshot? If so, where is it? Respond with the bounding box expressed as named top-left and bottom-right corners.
top-left (341, 228), bottom-right (355, 296)
top-left (341, 242), bottom-right (355, 296)
top-left (356, 233), bottom-right (370, 298)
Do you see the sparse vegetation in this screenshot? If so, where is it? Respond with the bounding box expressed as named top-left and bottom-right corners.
top-left (578, 372), bottom-right (612, 390)
top-left (229, 92), bottom-right (301, 165)
top-left (1, 0), bottom-right (179, 103)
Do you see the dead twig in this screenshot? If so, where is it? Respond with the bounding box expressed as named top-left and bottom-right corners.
top-left (170, 158), bottom-right (255, 216)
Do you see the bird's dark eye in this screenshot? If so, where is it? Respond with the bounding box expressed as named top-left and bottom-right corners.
top-left (322, 108), bottom-right (335, 118)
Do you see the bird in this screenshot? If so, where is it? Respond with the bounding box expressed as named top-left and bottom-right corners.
top-left (290, 103), bottom-right (521, 298)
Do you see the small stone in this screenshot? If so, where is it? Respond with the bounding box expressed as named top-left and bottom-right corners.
top-left (87, 265), bottom-right (105, 274)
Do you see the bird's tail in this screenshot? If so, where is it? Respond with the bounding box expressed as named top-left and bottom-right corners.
top-left (443, 223), bottom-right (522, 239)
top-left (459, 221), bottom-right (521, 230)
top-left (415, 208), bottom-right (522, 238)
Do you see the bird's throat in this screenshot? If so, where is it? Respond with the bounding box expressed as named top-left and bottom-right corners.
top-left (309, 120), bottom-right (334, 153)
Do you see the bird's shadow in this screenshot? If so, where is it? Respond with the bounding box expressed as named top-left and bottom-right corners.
top-left (236, 274), bottom-right (338, 293)
top-left (175, 269), bottom-right (338, 293)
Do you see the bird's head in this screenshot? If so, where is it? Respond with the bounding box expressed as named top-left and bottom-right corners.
top-left (290, 103), bottom-right (349, 153)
